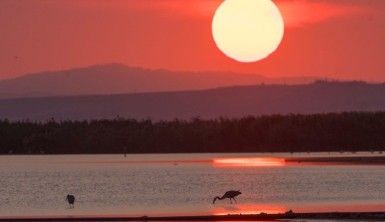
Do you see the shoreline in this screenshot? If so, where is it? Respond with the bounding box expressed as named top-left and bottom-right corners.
top-left (285, 156), bottom-right (385, 165)
top-left (2, 212), bottom-right (385, 221)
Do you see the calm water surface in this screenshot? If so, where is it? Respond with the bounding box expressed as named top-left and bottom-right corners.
top-left (0, 152), bottom-right (384, 217)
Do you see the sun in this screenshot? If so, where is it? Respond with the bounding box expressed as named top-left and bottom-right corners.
top-left (212, 0), bottom-right (284, 63)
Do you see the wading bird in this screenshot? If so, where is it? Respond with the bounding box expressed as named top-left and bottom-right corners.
top-left (212, 190), bottom-right (241, 204)
top-left (66, 194), bottom-right (75, 208)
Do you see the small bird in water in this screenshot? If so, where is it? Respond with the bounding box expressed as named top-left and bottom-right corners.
top-left (66, 194), bottom-right (75, 208)
top-left (212, 190), bottom-right (241, 204)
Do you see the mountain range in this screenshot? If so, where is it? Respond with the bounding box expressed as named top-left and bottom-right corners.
top-left (0, 81), bottom-right (384, 121)
top-left (0, 64), bottom-right (318, 99)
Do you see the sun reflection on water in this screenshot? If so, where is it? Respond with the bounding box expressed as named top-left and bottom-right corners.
top-left (212, 157), bottom-right (285, 167)
top-left (212, 203), bottom-right (286, 215)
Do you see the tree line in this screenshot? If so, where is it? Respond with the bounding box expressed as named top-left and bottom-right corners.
top-left (0, 112), bottom-right (384, 154)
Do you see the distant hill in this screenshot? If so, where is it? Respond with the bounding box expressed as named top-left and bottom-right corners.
top-left (0, 64), bottom-right (317, 99)
top-left (0, 81), bottom-right (384, 121)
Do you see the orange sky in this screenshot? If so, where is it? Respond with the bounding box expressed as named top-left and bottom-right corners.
top-left (0, 0), bottom-right (384, 81)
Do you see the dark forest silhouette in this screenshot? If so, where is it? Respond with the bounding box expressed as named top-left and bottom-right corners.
top-left (0, 112), bottom-right (384, 154)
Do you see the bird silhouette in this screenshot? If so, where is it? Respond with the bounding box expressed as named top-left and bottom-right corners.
top-left (212, 190), bottom-right (241, 204)
top-left (66, 194), bottom-right (75, 208)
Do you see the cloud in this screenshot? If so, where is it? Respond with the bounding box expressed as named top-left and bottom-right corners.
top-left (276, 0), bottom-right (371, 27)
top-left (45, 0), bottom-right (221, 18)
top-left (34, 0), bottom-right (371, 25)
top-left (130, 0), bottom-right (221, 18)
top-left (145, 0), bottom-right (372, 25)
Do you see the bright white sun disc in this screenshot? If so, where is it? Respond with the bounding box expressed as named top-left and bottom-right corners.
top-left (212, 0), bottom-right (284, 62)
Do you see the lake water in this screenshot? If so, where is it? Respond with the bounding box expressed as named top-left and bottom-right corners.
top-left (0, 152), bottom-right (384, 218)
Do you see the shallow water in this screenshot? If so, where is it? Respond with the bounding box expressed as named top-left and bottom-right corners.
top-left (0, 152), bottom-right (384, 217)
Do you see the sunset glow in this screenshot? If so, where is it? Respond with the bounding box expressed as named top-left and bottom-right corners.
top-left (212, 0), bottom-right (284, 62)
top-left (213, 157), bottom-right (285, 167)
top-left (0, 0), bottom-right (385, 220)
top-left (0, 1), bottom-right (384, 81)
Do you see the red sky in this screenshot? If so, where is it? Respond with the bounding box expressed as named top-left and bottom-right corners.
top-left (0, 0), bottom-right (384, 81)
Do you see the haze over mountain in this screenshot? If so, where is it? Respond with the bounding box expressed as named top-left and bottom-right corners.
top-left (0, 81), bottom-right (384, 121)
top-left (0, 64), bottom-right (318, 99)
